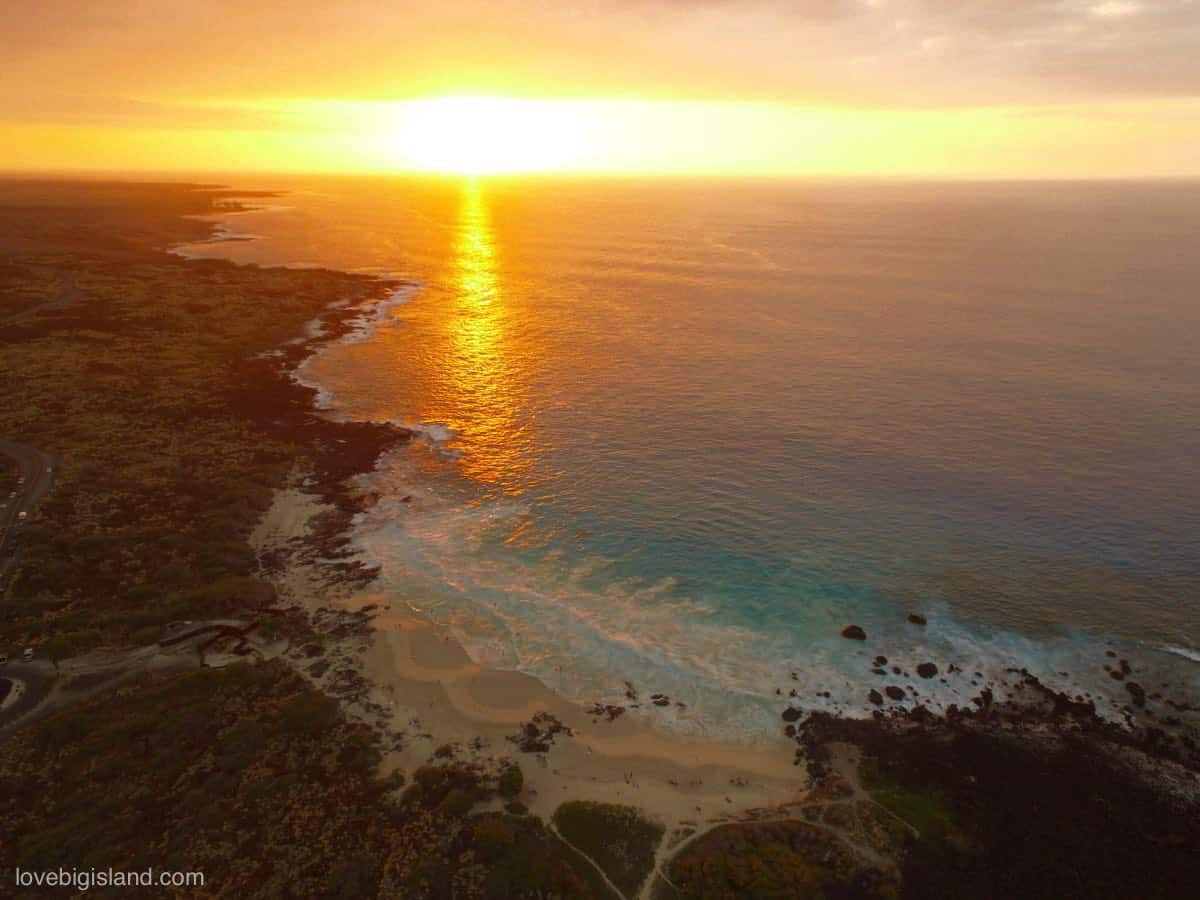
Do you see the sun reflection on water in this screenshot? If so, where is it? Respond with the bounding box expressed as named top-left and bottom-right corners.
top-left (446, 179), bottom-right (536, 495)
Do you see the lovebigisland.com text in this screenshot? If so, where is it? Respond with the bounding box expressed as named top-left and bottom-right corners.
top-left (10, 867), bottom-right (205, 892)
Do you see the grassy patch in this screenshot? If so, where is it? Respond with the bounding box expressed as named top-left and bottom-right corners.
top-left (553, 800), bottom-right (664, 898)
top-left (859, 757), bottom-right (955, 842)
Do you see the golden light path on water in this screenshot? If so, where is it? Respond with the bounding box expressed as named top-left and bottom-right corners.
top-left (443, 180), bottom-right (536, 497)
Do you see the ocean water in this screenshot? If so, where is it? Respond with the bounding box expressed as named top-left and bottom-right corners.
top-left (182, 176), bottom-right (1200, 738)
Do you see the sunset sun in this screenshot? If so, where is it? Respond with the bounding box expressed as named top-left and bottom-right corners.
top-left (393, 96), bottom-right (591, 174)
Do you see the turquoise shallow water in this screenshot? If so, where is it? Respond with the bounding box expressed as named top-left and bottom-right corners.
top-left (182, 176), bottom-right (1200, 738)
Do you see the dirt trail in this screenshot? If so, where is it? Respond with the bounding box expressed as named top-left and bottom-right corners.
top-left (637, 744), bottom-right (905, 899)
top-left (0, 272), bottom-right (81, 325)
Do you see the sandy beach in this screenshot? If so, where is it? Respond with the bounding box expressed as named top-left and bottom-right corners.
top-left (253, 486), bottom-right (810, 843)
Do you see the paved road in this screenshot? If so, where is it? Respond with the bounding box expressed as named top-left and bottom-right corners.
top-left (0, 438), bottom-right (57, 588)
top-left (0, 660), bottom-right (55, 731)
top-left (0, 621), bottom-right (254, 735)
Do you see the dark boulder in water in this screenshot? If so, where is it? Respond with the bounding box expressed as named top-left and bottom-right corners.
top-left (1126, 682), bottom-right (1146, 708)
top-left (868, 689), bottom-right (884, 706)
top-left (841, 625), bottom-right (867, 640)
top-left (874, 656), bottom-right (887, 666)
top-left (908, 613), bottom-right (927, 626)
top-left (917, 662), bottom-right (938, 679)
top-left (885, 686), bottom-right (906, 701)
top-left (782, 706), bottom-right (803, 722)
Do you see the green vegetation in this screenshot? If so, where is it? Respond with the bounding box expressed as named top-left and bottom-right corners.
top-left (660, 819), bottom-right (893, 900)
top-left (460, 814), bottom-right (620, 900)
top-left (0, 182), bottom-right (390, 654)
top-left (0, 656), bottom-right (627, 899)
top-left (553, 800), bottom-right (664, 898)
top-left (0, 261), bottom-right (63, 320)
top-left (384, 764), bottom-right (618, 898)
top-left (0, 662), bottom-right (392, 892)
top-left (859, 757), bottom-right (955, 844)
top-left (497, 762), bottom-right (524, 798)
top-left (0, 455), bottom-right (16, 493)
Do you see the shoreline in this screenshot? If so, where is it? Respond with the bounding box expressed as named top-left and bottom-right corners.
top-left (183, 196), bottom-right (814, 834)
top-left (203, 180), bottom-right (1200, 847)
top-left (184, 193), bottom-right (1200, 742)
top-left (205, 182), bottom-right (1200, 788)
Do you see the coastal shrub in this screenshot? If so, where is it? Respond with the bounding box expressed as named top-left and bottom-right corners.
top-left (326, 856), bottom-right (379, 900)
top-left (439, 786), bottom-right (477, 817)
top-left (473, 815), bottom-right (518, 854)
top-left (187, 575), bottom-right (277, 612)
top-left (0, 656), bottom-right (415, 897)
top-left (276, 691), bottom-right (341, 736)
top-left (372, 769), bottom-right (406, 798)
top-left (338, 730), bottom-right (381, 775)
top-left (218, 720), bottom-right (272, 771)
top-left (497, 763), bottom-right (524, 798)
top-left (407, 764), bottom-right (487, 811)
top-left (552, 801), bottom-right (664, 898)
top-left (664, 820), bottom-right (894, 900)
top-left (461, 814), bottom-right (618, 900)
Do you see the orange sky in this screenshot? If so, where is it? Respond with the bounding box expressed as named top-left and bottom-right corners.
top-left (2, 1), bottom-right (1199, 176)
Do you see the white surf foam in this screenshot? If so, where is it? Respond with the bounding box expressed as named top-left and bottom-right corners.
top-left (338, 450), bottom-right (1190, 743)
top-left (1160, 644), bottom-right (1200, 664)
top-left (340, 284), bottom-right (421, 345)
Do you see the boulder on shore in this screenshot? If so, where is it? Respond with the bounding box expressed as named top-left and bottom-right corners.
top-left (1126, 682), bottom-right (1146, 708)
top-left (908, 613), bottom-right (928, 626)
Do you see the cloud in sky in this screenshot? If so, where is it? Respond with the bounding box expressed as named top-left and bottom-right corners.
top-left (2, 0), bottom-right (1199, 124)
top-left (1, 1), bottom-right (1198, 175)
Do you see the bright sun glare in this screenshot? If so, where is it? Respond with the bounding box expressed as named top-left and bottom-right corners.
top-left (393, 96), bottom-right (591, 174)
